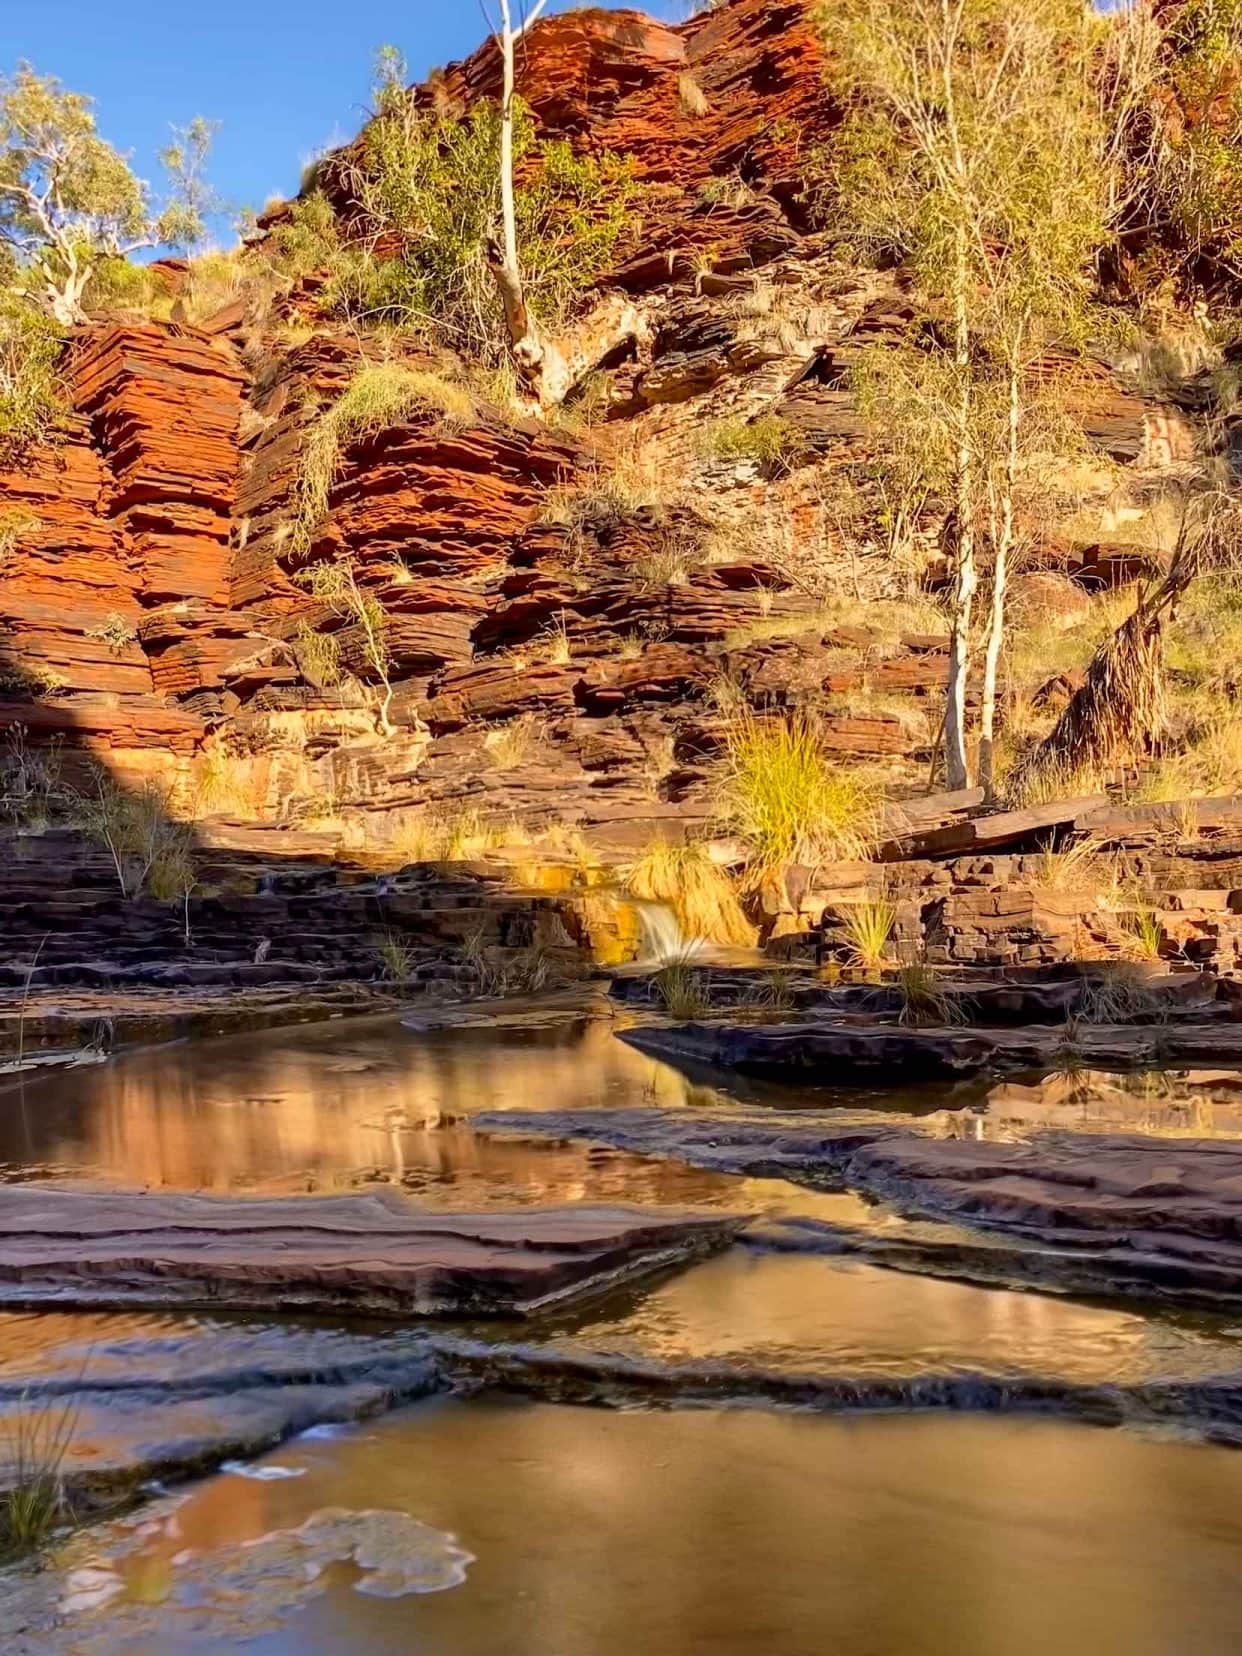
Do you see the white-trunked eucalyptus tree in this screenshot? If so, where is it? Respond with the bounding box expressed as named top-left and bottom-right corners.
top-left (817, 0), bottom-right (1131, 791)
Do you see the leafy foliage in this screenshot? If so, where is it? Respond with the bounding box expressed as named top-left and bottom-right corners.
top-left (294, 544), bottom-right (396, 733)
top-left (0, 288), bottom-right (64, 455)
top-left (817, 0), bottom-right (1117, 790)
top-left (272, 52), bottom-right (641, 359)
top-left (703, 414), bottom-right (804, 468)
top-left (0, 64), bottom-right (215, 319)
top-left (1145, 0), bottom-right (1242, 281)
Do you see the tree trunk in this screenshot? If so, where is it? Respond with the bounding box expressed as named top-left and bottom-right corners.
top-left (943, 233), bottom-right (976, 791)
top-left (978, 350), bottom-right (1020, 798)
top-left (43, 257), bottom-right (90, 325)
top-left (491, 0), bottom-right (549, 387)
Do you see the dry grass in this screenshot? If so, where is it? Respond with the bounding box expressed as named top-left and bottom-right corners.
top-left (81, 773), bottom-right (195, 900)
top-left (385, 807), bottom-right (519, 865)
top-left (538, 612), bottom-right (573, 665)
top-left (624, 839), bottom-right (755, 947)
top-left (1033, 836), bottom-right (1104, 891)
top-left (1078, 963), bottom-right (1171, 1024)
top-left (677, 73), bottom-right (710, 117)
top-left (539, 432), bottom-right (679, 552)
top-left (459, 931), bottom-right (567, 998)
top-left (484, 716), bottom-right (540, 770)
top-left (719, 709), bottom-right (879, 868)
top-left (374, 931), bottom-right (416, 987)
top-left (192, 748), bottom-right (265, 818)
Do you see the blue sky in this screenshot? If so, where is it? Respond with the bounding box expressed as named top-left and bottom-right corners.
top-left (9, 0), bottom-right (682, 240)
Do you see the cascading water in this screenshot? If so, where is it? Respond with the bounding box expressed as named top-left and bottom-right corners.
top-left (633, 900), bottom-right (702, 965)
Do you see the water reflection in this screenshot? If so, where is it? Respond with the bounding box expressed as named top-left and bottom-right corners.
top-left (526, 1250), bottom-right (1242, 1384)
top-left (981, 1068), bottom-right (1242, 1140)
top-left (0, 1017), bottom-right (714, 1201)
top-left (6, 1015), bottom-right (1242, 1207)
top-left (19, 1400), bottom-right (1242, 1656)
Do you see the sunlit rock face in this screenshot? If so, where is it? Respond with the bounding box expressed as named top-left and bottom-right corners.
top-left (0, 0), bottom-right (1209, 864)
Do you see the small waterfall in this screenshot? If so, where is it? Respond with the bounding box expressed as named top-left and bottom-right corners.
top-left (633, 900), bottom-right (701, 965)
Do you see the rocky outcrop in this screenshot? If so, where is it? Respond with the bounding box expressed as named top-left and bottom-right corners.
top-left (0, 1185), bottom-right (739, 1316)
top-left (474, 1102), bottom-right (1242, 1310)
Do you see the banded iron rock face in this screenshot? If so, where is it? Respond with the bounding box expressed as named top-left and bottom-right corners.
top-left (0, 0), bottom-right (1233, 989)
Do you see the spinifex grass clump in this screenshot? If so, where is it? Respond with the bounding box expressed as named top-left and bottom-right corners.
top-left (842, 897), bottom-right (896, 971)
top-left (1121, 907), bottom-right (1165, 963)
top-left (895, 955), bottom-right (963, 1027)
top-left (720, 709), bottom-right (878, 871)
top-left (292, 362), bottom-right (475, 552)
top-left (375, 931), bottom-right (415, 987)
top-left (1033, 835), bottom-right (1103, 891)
top-left (652, 948), bottom-right (712, 1020)
top-left (0, 1392), bottom-right (80, 1560)
top-left (624, 839), bottom-right (755, 948)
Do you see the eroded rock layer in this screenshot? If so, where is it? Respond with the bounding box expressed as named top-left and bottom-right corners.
top-left (0, 1185), bottom-right (739, 1316)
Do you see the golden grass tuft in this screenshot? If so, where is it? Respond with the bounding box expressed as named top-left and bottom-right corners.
top-left (624, 839), bottom-right (755, 948)
top-left (293, 362), bottom-right (475, 552)
top-left (1033, 835), bottom-right (1103, 891)
top-left (842, 897), bottom-right (896, 971)
top-left (719, 709), bottom-right (879, 869)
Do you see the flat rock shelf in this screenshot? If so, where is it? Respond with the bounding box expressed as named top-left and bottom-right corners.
top-left (0, 1187), bottom-right (740, 1317)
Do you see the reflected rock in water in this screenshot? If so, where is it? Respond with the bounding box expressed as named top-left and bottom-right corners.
top-left (48, 1508), bottom-right (473, 1649)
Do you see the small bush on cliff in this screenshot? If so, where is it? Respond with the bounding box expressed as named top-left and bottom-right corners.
top-left (293, 361), bottom-right (474, 551)
top-left (294, 554), bottom-right (395, 734)
top-left (271, 52), bottom-right (641, 360)
top-left (703, 414), bottom-right (804, 470)
top-left (719, 709), bottom-right (879, 869)
top-left (1139, 0), bottom-right (1242, 283)
top-left (82, 773), bottom-right (193, 901)
top-left (0, 291), bottom-right (65, 457)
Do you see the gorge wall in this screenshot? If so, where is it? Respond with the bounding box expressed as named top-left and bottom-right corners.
top-left (0, 0), bottom-right (1229, 867)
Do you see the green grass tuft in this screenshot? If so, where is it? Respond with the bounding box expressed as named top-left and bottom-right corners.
top-left (292, 362), bottom-right (475, 551)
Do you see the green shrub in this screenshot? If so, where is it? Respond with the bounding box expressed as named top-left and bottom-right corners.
top-left (0, 292), bottom-right (65, 457)
top-left (1150, 0), bottom-right (1242, 278)
top-left (703, 414), bottom-right (803, 468)
top-left (271, 54), bottom-right (642, 358)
